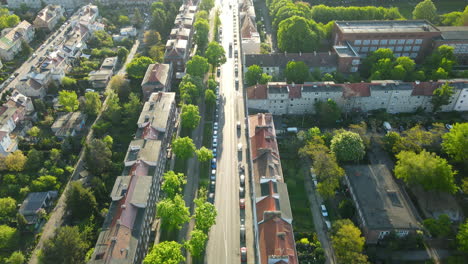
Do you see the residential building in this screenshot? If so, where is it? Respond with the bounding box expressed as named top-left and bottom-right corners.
top-left (333, 20), bottom-right (440, 61)
top-left (120, 26), bottom-right (137, 37)
top-left (141, 63), bottom-right (172, 99)
top-left (247, 80), bottom-right (468, 114)
top-left (33, 5), bottom-right (64, 31)
top-left (19, 191), bottom-right (58, 230)
top-left (7, 0), bottom-right (79, 9)
top-left (164, 38), bottom-right (189, 73)
top-left (434, 26), bottom-right (468, 67)
top-left (239, 0), bottom-right (260, 54)
top-left (244, 52), bottom-right (338, 77)
top-left (100, 56), bottom-right (118, 71)
top-left (343, 165), bottom-right (420, 243)
top-left (89, 92), bottom-right (177, 264)
top-left (248, 113), bottom-right (298, 264)
top-left (5, 89), bottom-right (35, 114)
top-left (51, 111), bottom-right (86, 139)
top-left (0, 20), bottom-right (35, 61)
top-left (16, 74), bottom-right (49, 98)
top-left (89, 69), bottom-right (113, 88)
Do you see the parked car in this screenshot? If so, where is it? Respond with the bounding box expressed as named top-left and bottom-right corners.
top-left (208, 193), bottom-right (215, 204)
top-left (214, 122), bottom-right (219, 130)
top-left (445, 124), bottom-right (453, 130)
top-left (240, 223), bottom-right (246, 242)
top-left (213, 148), bottom-right (217, 158)
top-left (240, 174), bottom-right (245, 186)
top-left (213, 138), bottom-right (218, 147)
top-left (210, 181), bottom-right (216, 192)
top-left (213, 130), bottom-right (218, 138)
top-left (237, 143), bottom-right (242, 152)
top-left (211, 158), bottom-right (217, 169)
top-left (240, 247), bottom-right (247, 262)
top-left (237, 121), bottom-right (241, 130)
top-left (211, 169), bottom-right (216, 181)
top-left (239, 198), bottom-right (245, 209)
top-left (321, 204), bottom-right (328, 217)
top-left (313, 179), bottom-right (318, 187)
top-left (239, 187), bottom-right (245, 198)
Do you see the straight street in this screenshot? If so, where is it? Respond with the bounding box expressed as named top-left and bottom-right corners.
top-left (205, 0), bottom-right (255, 263)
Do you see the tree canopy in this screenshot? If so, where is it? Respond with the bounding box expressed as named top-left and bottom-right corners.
top-left (200, 0), bottom-right (214, 11)
top-left (413, 0), bottom-right (437, 22)
top-left (205, 41), bottom-right (226, 68)
top-left (90, 30), bottom-right (114, 48)
top-left (186, 55), bottom-right (209, 78)
top-left (245, 65), bottom-right (272, 86)
top-left (66, 182), bottom-right (97, 221)
top-left (172, 137), bottom-right (196, 159)
top-left (4, 151), bottom-right (26, 172)
top-left (457, 220), bottom-right (468, 253)
top-left (285, 61), bottom-right (310, 84)
top-left (85, 138), bottom-right (112, 175)
top-left (156, 194), bottom-right (190, 230)
top-left (58, 90), bottom-right (79, 112)
top-left (195, 147), bottom-right (213, 163)
top-left (161, 171), bottom-right (187, 199)
top-left (431, 82), bottom-right (454, 112)
top-left (181, 104), bottom-right (201, 130)
top-left (331, 131), bottom-right (365, 162)
top-left (185, 229), bottom-right (208, 258)
top-left (331, 219), bottom-right (368, 264)
top-left (314, 99), bottom-right (341, 127)
top-left (394, 150), bottom-right (457, 193)
top-left (194, 19), bottom-right (210, 50)
top-left (0, 197), bottom-right (16, 224)
top-left (277, 16), bottom-right (320, 53)
top-left (40, 226), bottom-right (88, 264)
top-left (83, 91), bottom-right (102, 116)
top-left (442, 122), bottom-right (468, 162)
top-left (194, 199), bottom-right (217, 233)
top-left (126, 56), bottom-right (154, 79)
top-left (0, 225), bottom-right (17, 250)
top-left (143, 241), bottom-right (185, 264)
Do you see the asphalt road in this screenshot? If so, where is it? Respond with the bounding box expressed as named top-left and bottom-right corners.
top-left (1, 12), bottom-right (79, 95)
top-left (205, 0), bottom-right (255, 263)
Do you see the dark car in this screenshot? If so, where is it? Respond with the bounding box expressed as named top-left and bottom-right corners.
top-left (240, 247), bottom-right (247, 262)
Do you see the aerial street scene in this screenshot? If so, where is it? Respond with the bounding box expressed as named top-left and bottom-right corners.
top-left (0, 0), bottom-right (468, 263)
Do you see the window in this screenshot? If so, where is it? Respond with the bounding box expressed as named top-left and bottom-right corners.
top-left (461, 100), bottom-right (464, 103)
top-left (406, 39), bottom-right (414, 45)
top-left (381, 102), bottom-right (384, 105)
top-left (351, 66), bottom-right (358, 72)
top-left (389, 39), bottom-right (397, 45)
top-left (395, 46), bottom-right (403, 51)
top-left (370, 46), bottom-right (377, 52)
top-left (354, 40), bottom-right (362, 45)
top-left (372, 40), bottom-right (379, 45)
top-left (361, 46), bottom-right (369, 52)
top-left (388, 46), bottom-right (394, 51)
top-left (363, 40), bottom-right (370, 45)
top-left (402, 53), bottom-right (410, 57)
top-left (413, 46), bottom-right (420, 51)
top-left (314, 98), bottom-right (318, 102)
top-left (410, 53), bottom-right (418, 58)
top-left (384, 91), bottom-right (388, 94)
top-left (352, 59), bottom-right (360, 65)
top-left (280, 100), bottom-right (283, 103)
top-left (404, 46), bottom-right (412, 51)
top-left (415, 39), bottom-right (423, 44)
top-left (397, 39), bottom-right (405, 44)
top-left (315, 92), bottom-right (318, 95)
top-left (380, 39), bottom-right (388, 45)
top-left (379, 231), bottom-right (390, 239)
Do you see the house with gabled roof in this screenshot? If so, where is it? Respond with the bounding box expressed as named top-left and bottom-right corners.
top-left (141, 63), bottom-right (172, 99)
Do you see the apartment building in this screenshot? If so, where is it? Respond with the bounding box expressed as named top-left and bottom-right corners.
top-left (0, 93), bottom-right (29, 156)
top-left (248, 113), bottom-right (298, 264)
top-left (247, 80), bottom-right (468, 114)
top-left (7, 0), bottom-right (79, 9)
top-left (0, 20), bottom-right (35, 61)
top-left (33, 5), bottom-right (65, 31)
top-left (434, 26), bottom-right (468, 67)
top-left (343, 165), bottom-right (420, 243)
top-left (141, 63), bottom-right (172, 99)
top-left (164, 2), bottom-right (196, 76)
top-left (89, 92), bottom-right (177, 264)
top-left (239, 0), bottom-right (260, 54)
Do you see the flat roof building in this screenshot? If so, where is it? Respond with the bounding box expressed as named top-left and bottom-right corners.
top-left (343, 165), bottom-right (421, 243)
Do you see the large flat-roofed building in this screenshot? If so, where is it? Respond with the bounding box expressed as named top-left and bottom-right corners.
top-left (89, 92), bottom-right (177, 264)
top-left (248, 113), bottom-right (298, 264)
top-left (434, 26), bottom-right (468, 67)
top-left (333, 20), bottom-right (441, 61)
top-left (343, 165), bottom-right (421, 243)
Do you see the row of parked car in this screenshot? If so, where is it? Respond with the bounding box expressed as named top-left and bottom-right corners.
top-left (208, 85), bottom-right (221, 204)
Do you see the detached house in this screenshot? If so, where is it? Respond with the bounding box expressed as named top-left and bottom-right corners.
top-left (0, 21), bottom-right (35, 60)
top-left (33, 5), bottom-right (64, 31)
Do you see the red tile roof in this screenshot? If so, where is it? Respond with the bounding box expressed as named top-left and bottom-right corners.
top-left (411, 81), bottom-right (440, 96)
top-left (258, 214), bottom-right (298, 264)
top-left (288, 85), bottom-right (301, 99)
top-left (343, 83), bottom-right (371, 98)
top-left (247, 84), bottom-right (267, 99)
top-left (256, 195), bottom-right (278, 222)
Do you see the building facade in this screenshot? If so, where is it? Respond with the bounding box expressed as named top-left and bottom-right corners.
top-left (89, 92), bottom-right (177, 264)
top-left (0, 20), bottom-right (35, 61)
top-left (247, 80), bottom-right (468, 115)
top-left (33, 5), bottom-right (64, 31)
top-left (141, 63), bottom-right (172, 99)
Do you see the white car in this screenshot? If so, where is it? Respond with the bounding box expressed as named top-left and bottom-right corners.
top-left (445, 124), bottom-right (453, 130)
top-left (321, 204), bottom-right (328, 217)
top-left (237, 143), bottom-right (242, 152)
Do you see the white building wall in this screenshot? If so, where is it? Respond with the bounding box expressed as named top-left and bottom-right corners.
top-left (454, 88), bottom-right (468, 111)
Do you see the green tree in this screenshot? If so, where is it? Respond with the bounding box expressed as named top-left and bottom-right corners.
top-left (66, 182), bottom-right (97, 221)
top-left (185, 229), bottom-right (208, 258)
top-left (144, 30), bottom-right (161, 46)
top-left (5, 150), bottom-right (26, 172)
top-left (331, 131), bottom-right (365, 162)
top-left (0, 197), bottom-right (16, 223)
top-left (148, 44), bottom-right (165, 62)
top-left (117, 46), bottom-right (129, 63)
top-left (180, 81), bottom-right (198, 104)
top-left (126, 56), bottom-right (154, 79)
top-left (442, 123), bottom-right (468, 162)
top-left (194, 199), bottom-right (217, 233)
top-left (382, 131), bottom-right (401, 153)
top-left (27, 126), bottom-right (41, 138)
top-left (395, 150), bottom-right (457, 193)
top-left (245, 65), bottom-right (271, 86)
top-left (331, 220), bottom-right (368, 264)
top-left (277, 16), bottom-right (320, 53)
top-left (205, 89), bottom-right (216, 106)
top-left (85, 138), bottom-right (112, 175)
top-left (200, 0), bottom-right (214, 11)
top-left (194, 18), bottom-right (210, 50)
top-left (457, 220), bottom-right (468, 253)
top-left (143, 241), bottom-right (185, 264)
top-left (423, 214), bottom-right (452, 238)
top-left (5, 251), bottom-right (25, 264)
top-left (61, 76), bottom-right (77, 90)
top-left (172, 137), bottom-right (196, 160)
top-left (0, 225), bottom-right (17, 250)
top-left (161, 171), bottom-right (187, 199)
top-left (31, 175), bottom-right (60, 192)
top-left (431, 82), bottom-right (454, 112)
top-left (156, 194), bottom-right (190, 230)
top-left (83, 91), bottom-right (102, 116)
top-left (393, 125), bottom-right (435, 153)
top-left (58, 90), bottom-right (79, 112)
top-left (205, 41), bottom-right (226, 69)
top-left (285, 61), bottom-right (309, 84)
top-left (413, 0), bottom-right (437, 22)
top-left (90, 30), bottom-right (113, 48)
top-left (117, 15), bottom-right (130, 26)
top-left (40, 226), bottom-right (88, 264)
top-left (186, 55), bottom-right (209, 78)
top-left (315, 99), bottom-right (341, 127)
top-left (109, 75), bottom-right (130, 100)
top-left (26, 149), bottom-right (43, 171)
top-left (195, 10), bottom-right (209, 21)
top-left (431, 67), bottom-right (449, 80)
top-left (133, 8), bottom-right (143, 27)
top-left (181, 104), bottom-right (201, 130)
top-left (195, 147), bottom-right (213, 163)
